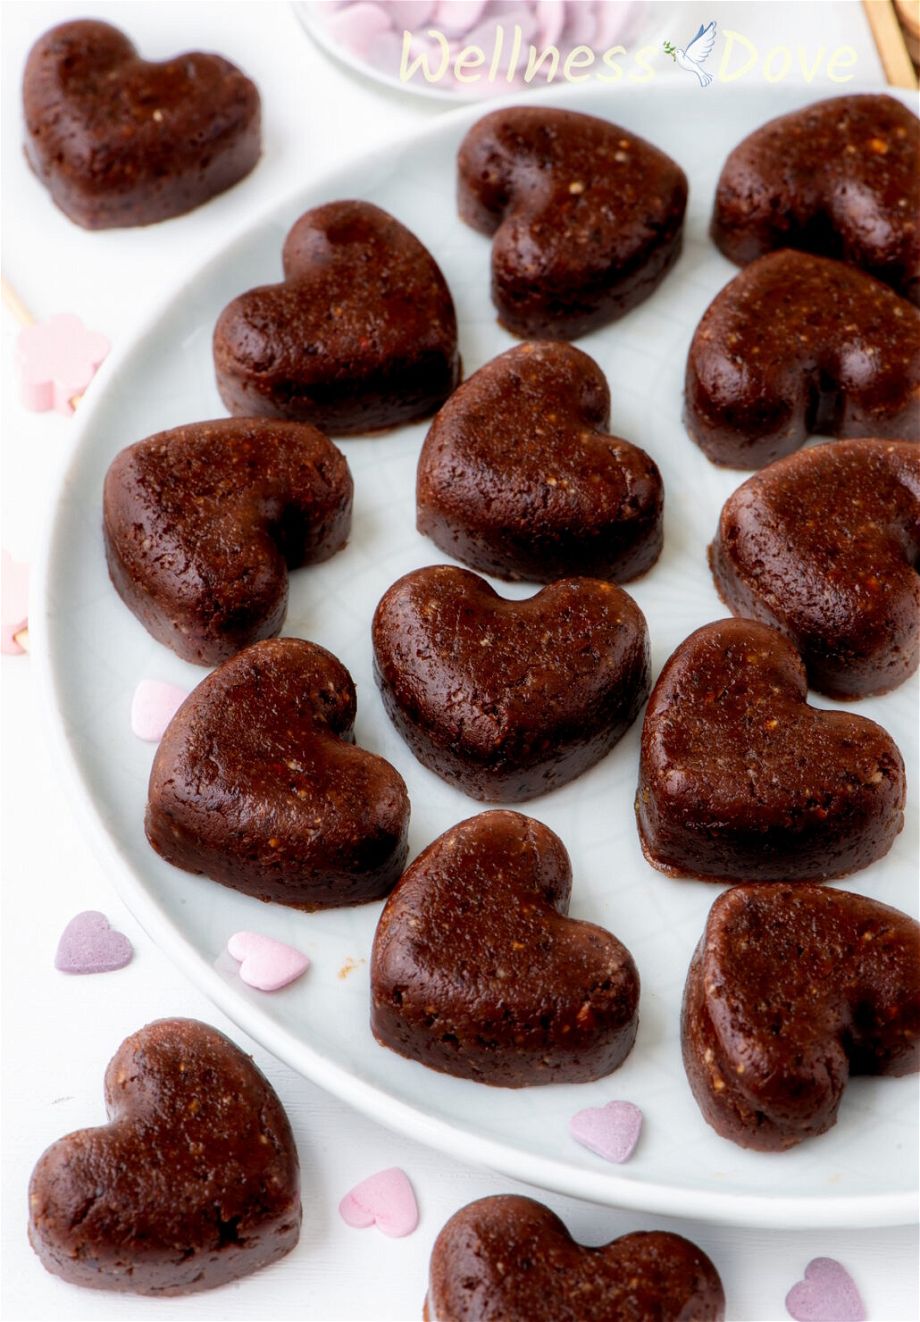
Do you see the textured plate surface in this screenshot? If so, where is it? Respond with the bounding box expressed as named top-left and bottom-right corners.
top-left (34, 82), bottom-right (918, 1227)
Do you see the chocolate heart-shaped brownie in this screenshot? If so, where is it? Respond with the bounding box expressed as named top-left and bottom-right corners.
top-left (213, 200), bottom-right (460, 435)
top-left (147, 638), bottom-right (409, 909)
top-left (425, 1195), bottom-right (725, 1321)
top-left (103, 418), bottom-right (353, 665)
top-left (23, 20), bottom-right (260, 228)
top-left (372, 565), bottom-right (650, 802)
top-left (711, 439), bottom-right (920, 699)
top-left (636, 619), bottom-right (905, 883)
top-left (417, 343), bottom-right (664, 582)
top-left (683, 884), bottom-right (920, 1151)
top-left (371, 811), bottom-right (639, 1086)
top-left (29, 1019), bottom-right (300, 1294)
top-left (685, 250), bottom-right (920, 468)
top-left (712, 94), bottom-right (920, 305)
top-left (458, 106), bottom-right (688, 339)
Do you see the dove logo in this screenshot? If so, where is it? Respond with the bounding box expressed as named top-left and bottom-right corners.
top-left (663, 21), bottom-right (717, 87)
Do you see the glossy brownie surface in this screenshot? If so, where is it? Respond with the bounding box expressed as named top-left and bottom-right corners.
top-left (685, 250), bottom-right (920, 468)
top-left (425, 1196), bottom-right (725, 1322)
top-left (417, 342), bottom-right (664, 583)
top-left (711, 439), bottom-right (920, 699)
top-left (103, 418), bottom-right (352, 665)
top-left (682, 884), bottom-right (920, 1150)
top-left (372, 566), bottom-right (649, 802)
top-left (23, 20), bottom-right (260, 228)
top-left (636, 618), bottom-right (906, 883)
top-left (713, 94), bottom-right (920, 304)
top-left (29, 1019), bottom-right (300, 1294)
top-left (371, 811), bottom-right (639, 1087)
top-left (147, 639), bottom-right (409, 909)
top-left (458, 106), bottom-right (687, 338)
top-left (214, 200), bottom-right (460, 434)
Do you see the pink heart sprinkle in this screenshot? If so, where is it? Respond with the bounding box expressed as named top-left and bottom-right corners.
top-left (570, 1100), bottom-right (642, 1163)
top-left (339, 1168), bottom-right (418, 1237)
top-left (16, 313), bottom-right (109, 416)
top-left (1, 550), bottom-right (30, 655)
top-left (55, 911), bottom-right (133, 974)
top-left (786, 1259), bottom-right (866, 1322)
top-left (131, 679), bottom-right (189, 741)
top-left (227, 931), bottom-right (309, 992)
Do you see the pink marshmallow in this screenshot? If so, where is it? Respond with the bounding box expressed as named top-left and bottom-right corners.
top-left (434, 1), bottom-right (489, 36)
top-left (535, 0), bottom-right (565, 47)
top-left (388, 1), bottom-right (436, 27)
top-left (326, 3), bottom-right (393, 60)
top-left (560, 1), bottom-right (597, 47)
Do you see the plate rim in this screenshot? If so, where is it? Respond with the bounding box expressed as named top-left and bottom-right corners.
top-left (31, 78), bottom-right (919, 1229)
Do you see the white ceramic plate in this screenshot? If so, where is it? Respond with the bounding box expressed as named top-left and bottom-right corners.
top-left (33, 81), bottom-right (918, 1228)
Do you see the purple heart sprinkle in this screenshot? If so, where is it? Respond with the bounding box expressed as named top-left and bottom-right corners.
top-left (54, 911), bottom-right (133, 975)
top-left (570, 1100), bottom-right (643, 1164)
top-left (786, 1258), bottom-right (866, 1322)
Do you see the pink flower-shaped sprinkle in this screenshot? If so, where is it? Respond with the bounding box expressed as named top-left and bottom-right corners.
top-left (16, 313), bottom-right (109, 416)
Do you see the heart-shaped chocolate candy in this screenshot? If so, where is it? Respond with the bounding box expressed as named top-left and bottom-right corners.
top-left (712, 94), bottom-right (920, 305)
top-left (458, 106), bottom-right (688, 339)
top-left (103, 418), bottom-right (353, 665)
top-left (213, 200), bottom-right (460, 435)
top-left (28, 1019), bottom-right (300, 1294)
top-left (23, 20), bottom-right (260, 228)
top-left (147, 638), bottom-right (409, 909)
top-left (685, 251), bottom-right (920, 468)
top-left (711, 439), bottom-right (920, 699)
top-left (636, 618), bottom-right (905, 883)
top-left (417, 343), bottom-right (664, 583)
top-left (372, 565), bottom-right (649, 802)
top-left (371, 810), bottom-right (639, 1086)
top-left (425, 1195), bottom-right (725, 1322)
top-left (683, 884), bottom-right (920, 1150)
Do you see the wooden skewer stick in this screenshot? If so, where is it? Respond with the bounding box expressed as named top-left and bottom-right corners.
top-left (862, 0), bottom-right (919, 88)
top-left (1, 275), bottom-right (36, 327)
